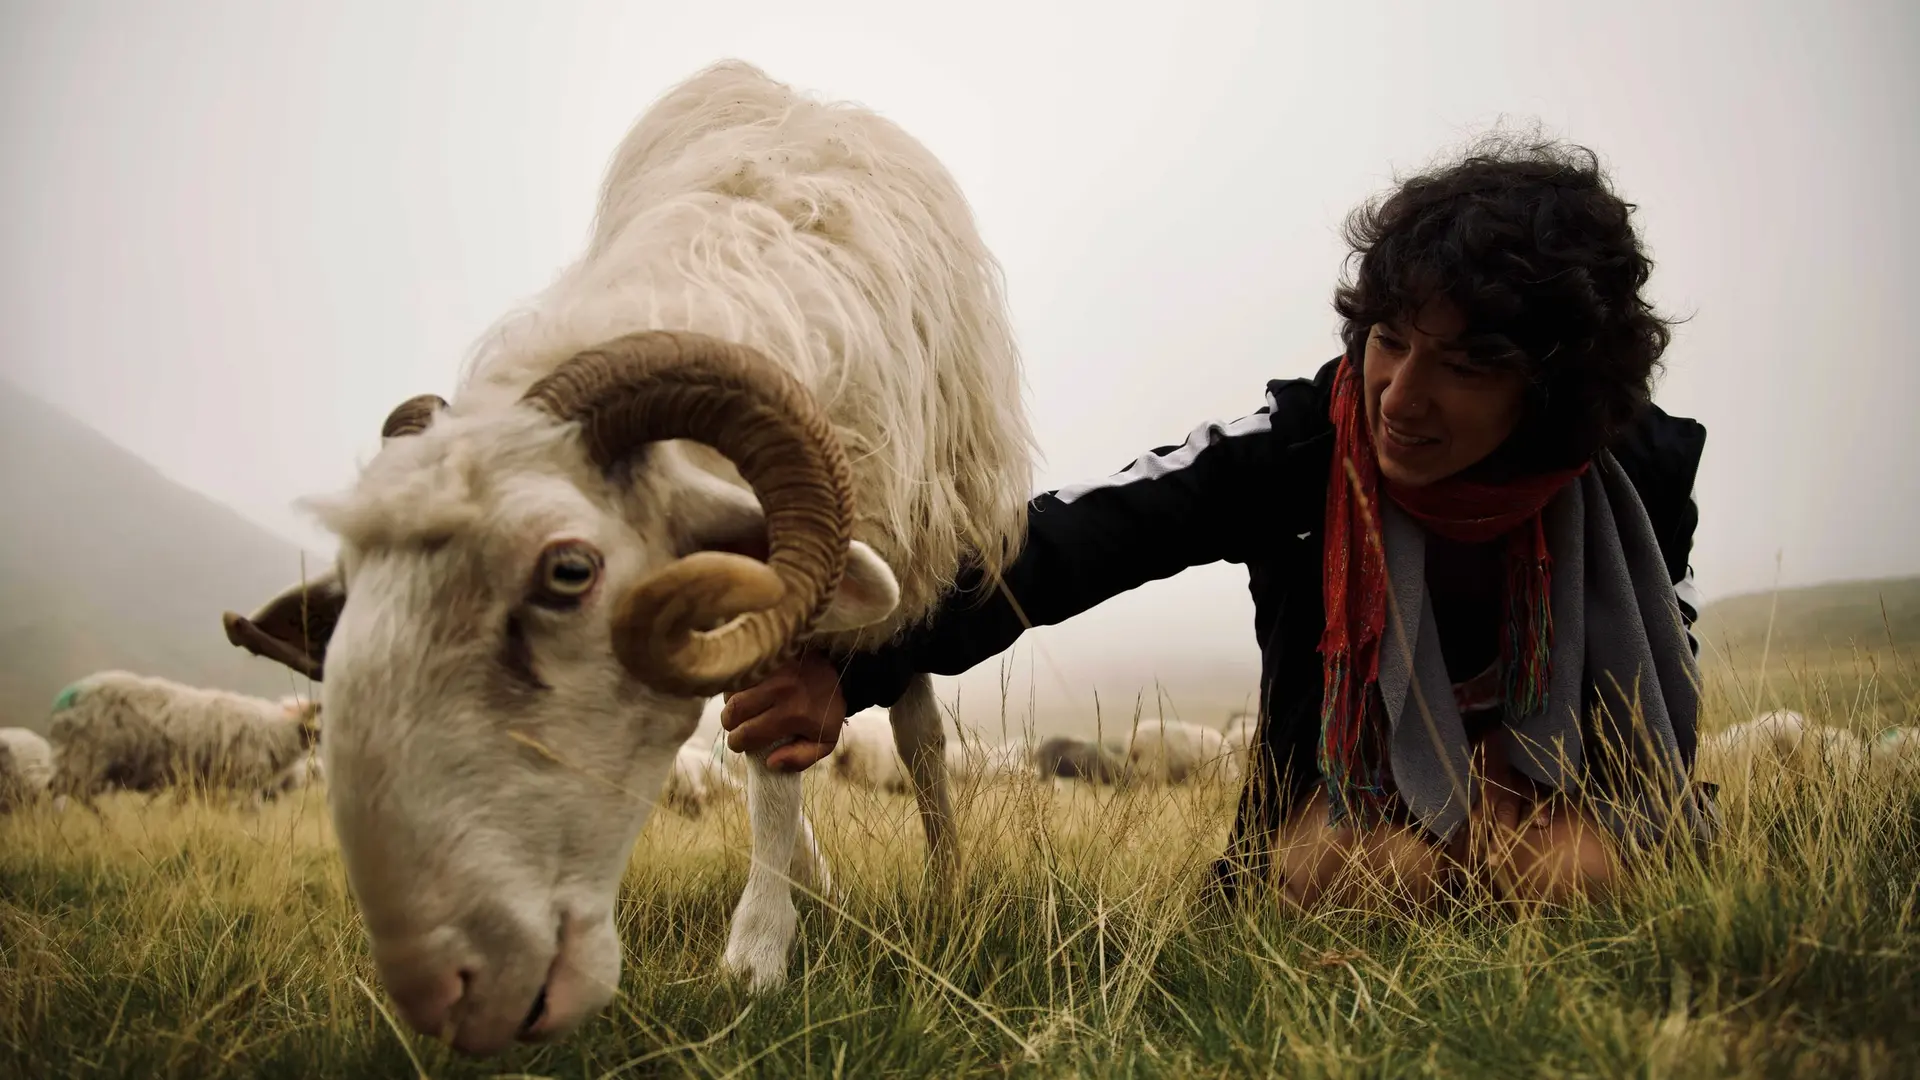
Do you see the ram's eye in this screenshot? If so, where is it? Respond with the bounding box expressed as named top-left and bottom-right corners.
top-left (532, 540), bottom-right (602, 608)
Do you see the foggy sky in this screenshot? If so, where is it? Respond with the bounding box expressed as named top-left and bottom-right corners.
top-left (2, 0), bottom-right (1916, 700)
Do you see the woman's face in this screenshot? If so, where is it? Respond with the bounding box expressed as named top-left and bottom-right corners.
top-left (1363, 296), bottom-right (1529, 488)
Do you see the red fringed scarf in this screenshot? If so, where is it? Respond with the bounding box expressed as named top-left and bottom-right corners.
top-left (1318, 354), bottom-right (1588, 821)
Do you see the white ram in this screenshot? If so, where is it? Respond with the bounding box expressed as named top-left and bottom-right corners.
top-left (219, 60), bottom-right (1035, 1056)
top-left (0, 727), bottom-right (55, 812)
top-left (45, 671), bottom-right (321, 811)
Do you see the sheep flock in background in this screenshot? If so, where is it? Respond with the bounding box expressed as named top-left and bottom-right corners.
top-left (15, 687), bottom-right (1904, 819)
top-left (41, 670), bottom-right (322, 813)
top-left (827, 711), bottom-right (1251, 794)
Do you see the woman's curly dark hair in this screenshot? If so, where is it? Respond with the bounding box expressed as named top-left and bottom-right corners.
top-left (1331, 130), bottom-right (1678, 469)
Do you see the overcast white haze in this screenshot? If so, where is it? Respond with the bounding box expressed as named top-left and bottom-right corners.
top-left (3, 1), bottom-right (1916, 722)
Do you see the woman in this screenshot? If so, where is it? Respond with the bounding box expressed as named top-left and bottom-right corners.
top-left (720, 134), bottom-right (1717, 911)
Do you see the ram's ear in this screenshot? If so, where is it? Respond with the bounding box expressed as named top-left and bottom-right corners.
top-left (673, 476), bottom-right (900, 634)
top-left (811, 541), bottom-right (900, 632)
top-left (222, 567), bottom-right (346, 681)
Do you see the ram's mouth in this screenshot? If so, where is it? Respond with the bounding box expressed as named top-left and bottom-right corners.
top-left (517, 984), bottom-right (549, 1038)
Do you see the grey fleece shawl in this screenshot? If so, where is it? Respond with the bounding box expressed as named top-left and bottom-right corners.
top-left (1364, 449), bottom-right (1715, 851)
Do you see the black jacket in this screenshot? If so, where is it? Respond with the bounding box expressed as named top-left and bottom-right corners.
top-left (835, 355), bottom-right (1707, 894)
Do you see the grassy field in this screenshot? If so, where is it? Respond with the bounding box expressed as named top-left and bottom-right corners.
top-left (2, 579), bottom-right (1915, 1079)
top-left (3, 648), bottom-right (1917, 1080)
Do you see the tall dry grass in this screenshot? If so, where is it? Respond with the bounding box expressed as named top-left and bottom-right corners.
top-left (1, 656), bottom-right (1915, 1079)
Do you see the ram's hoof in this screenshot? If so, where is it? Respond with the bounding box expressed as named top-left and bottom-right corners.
top-left (722, 891), bottom-right (796, 993)
top-left (720, 944), bottom-right (791, 993)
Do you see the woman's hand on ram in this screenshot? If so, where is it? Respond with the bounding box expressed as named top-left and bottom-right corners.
top-left (719, 651), bottom-right (848, 772)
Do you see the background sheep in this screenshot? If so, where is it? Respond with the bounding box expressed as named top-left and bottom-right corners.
top-left (261, 748), bottom-right (326, 803)
top-left (0, 727), bottom-right (55, 812)
top-left (217, 59), bottom-right (1038, 1048)
top-left (1221, 710), bottom-right (1257, 761)
top-left (1033, 735), bottom-right (1129, 785)
top-left (1699, 709), bottom-right (1872, 784)
top-left (831, 726), bottom-right (1034, 791)
top-left (945, 739), bottom-right (1031, 783)
top-left (1126, 719), bottom-right (1239, 785)
top-left (1869, 724), bottom-right (1918, 780)
top-left (829, 713), bottom-right (913, 794)
top-left (46, 671), bottom-right (321, 812)
top-left (661, 737), bottom-right (744, 819)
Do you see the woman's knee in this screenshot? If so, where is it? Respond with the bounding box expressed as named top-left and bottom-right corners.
top-left (1496, 803), bottom-right (1616, 906)
top-left (1274, 794), bottom-right (1447, 911)
top-left (1275, 797), bottom-right (1356, 909)
top-left (1359, 827), bottom-right (1448, 908)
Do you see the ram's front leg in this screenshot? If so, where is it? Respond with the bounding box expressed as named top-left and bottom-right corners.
top-left (722, 755), bottom-right (804, 991)
top-left (788, 806), bottom-right (834, 901)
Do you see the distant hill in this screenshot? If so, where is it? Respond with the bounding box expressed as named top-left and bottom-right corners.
top-left (1693, 575), bottom-right (1920, 662)
top-left (0, 379), bottom-right (327, 732)
top-left (1691, 575), bottom-right (1917, 726)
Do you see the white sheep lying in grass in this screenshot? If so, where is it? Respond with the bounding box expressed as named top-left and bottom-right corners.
top-left (45, 671), bottom-right (321, 812)
top-left (946, 739), bottom-right (1031, 782)
top-left (1697, 709), bottom-right (1918, 784)
top-left (829, 712), bottom-right (913, 794)
top-left (217, 59), bottom-right (1036, 1054)
top-left (831, 717), bottom-right (1028, 791)
top-left (1221, 710), bottom-right (1257, 760)
top-left (0, 727), bottom-right (54, 812)
top-left (262, 749), bottom-right (326, 802)
top-left (1873, 725), bottom-right (1917, 768)
top-left (1126, 719), bottom-right (1239, 785)
top-left (1033, 735), bottom-right (1129, 785)
top-left (661, 737), bottom-right (744, 819)
top-left (1864, 723), bottom-right (1918, 781)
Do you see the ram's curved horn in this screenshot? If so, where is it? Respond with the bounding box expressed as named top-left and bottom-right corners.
top-left (381, 394), bottom-right (450, 440)
top-left (519, 330), bottom-right (853, 699)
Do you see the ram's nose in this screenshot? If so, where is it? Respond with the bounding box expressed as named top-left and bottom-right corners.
top-left (370, 920), bottom-right (559, 1059)
top-left (374, 933), bottom-right (473, 1042)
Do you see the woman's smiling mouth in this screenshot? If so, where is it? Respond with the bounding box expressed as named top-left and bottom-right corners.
top-left (1382, 421), bottom-right (1441, 449)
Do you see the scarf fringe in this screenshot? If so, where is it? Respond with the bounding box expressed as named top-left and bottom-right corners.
top-left (1500, 515), bottom-right (1556, 720)
top-left (1317, 652), bottom-right (1392, 819)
